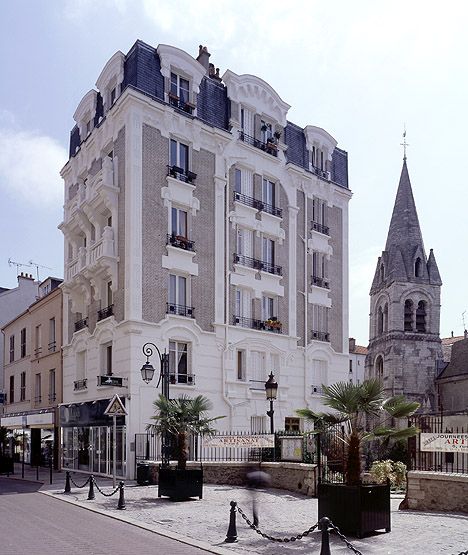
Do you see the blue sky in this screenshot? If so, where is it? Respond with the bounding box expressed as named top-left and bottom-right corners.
top-left (1, 0), bottom-right (467, 344)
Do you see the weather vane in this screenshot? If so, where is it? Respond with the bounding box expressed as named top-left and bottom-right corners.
top-left (401, 127), bottom-right (409, 161)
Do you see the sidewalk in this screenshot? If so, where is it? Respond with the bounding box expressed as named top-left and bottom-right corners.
top-left (40, 478), bottom-right (468, 555)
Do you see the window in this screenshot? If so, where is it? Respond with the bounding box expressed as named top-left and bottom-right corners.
top-left (236, 227), bottom-right (253, 258)
top-left (404, 299), bottom-right (413, 331)
top-left (377, 306), bottom-right (384, 335)
top-left (49, 318), bottom-right (56, 352)
top-left (9, 335), bottom-right (14, 363)
top-left (110, 86), bottom-right (116, 105)
top-left (312, 252), bottom-right (328, 285)
top-left (235, 169), bottom-right (242, 194)
top-left (312, 146), bottom-right (325, 169)
top-left (49, 369), bottom-right (56, 402)
top-left (262, 296), bottom-right (275, 321)
top-left (170, 139), bottom-right (189, 174)
top-left (313, 359), bottom-right (328, 388)
top-left (251, 416), bottom-right (267, 434)
top-left (250, 351), bottom-right (266, 383)
top-left (416, 301), bottom-right (427, 333)
top-left (311, 305), bottom-right (330, 339)
top-left (235, 288), bottom-right (251, 319)
top-left (240, 107), bottom-right (254, 136)
top-left (171, 207), bottom-right (188, 237)
top-left (103, 345), bottom-right (113, 376)
top-left (9, 376), bottom-right (14, 404)
top-left (237, 350), bottom-right (246, 380)
top-left (169, 274), bottom-right (187, 308)
top-left (20, 328), bottom-right (26, 358)
top-left (35, 325), bottom-right (42, 357)
top-left (170, 72), bottom-right (190, 104)
top-left (285, 417), bottom-right (301, 432)
top-left (20, 372), bottom-right (26, 402)
top-left (262, 237), bottom-right (275, 265)
top-left (380, 264), bottom-right (385, 283)
top-left (376, 356), bottom-right (384, 379)
top-left (169, 341), bottom-right (191, 384)
top-left (349, 360), bottom-right (353, 373)
top-left (415, 257), bottom-right (422, 277)
top-left (262, 178), bottom-right (276, 207)
top-left (35, 373), bottom-right (41, 404)
top-left (312, 197), bottom-right (328, 234)
top-left (261, 120), bottom-right (273, 143)
top-left (76, 351), bottom-right (86, 381)
top-left (107, 281), bottom-right (113, 307)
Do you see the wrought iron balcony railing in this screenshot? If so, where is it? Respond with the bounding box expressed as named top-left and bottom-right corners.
top-left (311, 221), bottom-right (330, 236)
top-left (48, 393), bottom-right (56, 402)
top-left (311, 330), bottom-right (330, 342)
top-left (311, 166), bottom-right (329, 180)
top-left (169, 373), bottom-right (195, 385)
top-left (232, 315), bottom-right (283, 333)
top-left (233, 253), bottom-right (282, 276)
top-left (166, 302), bottom-right (195, 318)
top-left (238, 131), bottom-right (278, 157)
top-left (74, 317), bottom-right (88, 332)
top-left (167, 234), bottom-right (195, 252)
top-left (48, 341), bottom-right (56, 353)
top-left (33, 396), bottom-right (42, 405)
top-left (167, 164), bottom-right (197, 184)
top-left (233, 191), bottom-right (283, 218)
top-left (97, 375), bottom-right (124, 387)
top-left (168, 93), bottom-right (195, 114)
top-left (74, 379), bottom-right (87, 391)
top-left (98, 304), bottom-right (114, 321)
top-left (311, 276), bottom-right (330, 289)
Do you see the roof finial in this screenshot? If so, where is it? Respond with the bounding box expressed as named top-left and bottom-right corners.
top-left (401, 125), bottom-right (409, 161)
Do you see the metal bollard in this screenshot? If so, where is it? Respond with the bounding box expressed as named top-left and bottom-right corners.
top-left (36, 465), bottom-right (39, 482)
top-left (87, 475), bottom-right (95, 500)
top-left (319, 517), bottom-right (331, 555)
top-left (49, 457), bottom-right (53, 485)
top-left (117, 481), bottom-right (126, 510)
top-left (224, 500), bottom-right (238, 543)
top-left (64, 471), bottom-right (71, 494)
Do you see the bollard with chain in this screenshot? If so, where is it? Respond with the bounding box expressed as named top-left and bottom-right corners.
top-left (319, 517), bottom-right (331, 555)
top-left (117, 481), bottom-right (126, 510)
top-left (224, 500), bottom-right (238, 543)
top-left (64, 471), bottom-right (71, 494)
top-left (87, 475), bottom-right (95, 500)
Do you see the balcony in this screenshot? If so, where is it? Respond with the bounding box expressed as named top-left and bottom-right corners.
top-left (33, 396), bottom-right (42, 405)
top-left (233, 191), bottom-right (282, 218)
top-left (168, 92), bottom-right (195, 114)
top-left (232, 315), bottom-right (283, 334)
top-left (167, 234), bottom-right (195, 252)
top-left (167, 165), bottom-right (197, 184)
top-left (34, 347), bottom-right (42, 358)
top-left (74, 379), bottom-right (87, 391)
top-left (97, 304), bottom-right (114, 321)
top-left (48, 393), bottom-right (56, 402)
top-left (311, 166), bottom-right (329, 180)
top-left (170, 373), bottom-right (195, 385)
top-left (233, 253), bottom-right (282, 276)
top-left (311, 330), bottom-right (330, 342)
top-left (238, 131), bottom-right (278, 158)
top-left (97, 375), bottom-right (124, 387)
top-left (74, 317), bottom-right (88, 332)
top-left (166, 302), bottom-right (195, 318)
top-left (311, 221), bottom-right (330, 236)
top-left (311, 276), bottom-right (330, 289)
top-left (48, 341), bottom-right (56, 353)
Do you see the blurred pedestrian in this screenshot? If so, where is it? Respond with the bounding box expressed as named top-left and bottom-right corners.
top-left (246, 466), bottom-right (271, 527)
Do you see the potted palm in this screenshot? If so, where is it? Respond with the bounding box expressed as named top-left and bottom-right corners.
top-left (148, 394), bottom-right (223, 500)
top-left (297, 379), bottom-right (419, 537)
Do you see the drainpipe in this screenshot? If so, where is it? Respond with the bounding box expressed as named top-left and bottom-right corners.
top-left (303, 187), bottom-right (309, 407)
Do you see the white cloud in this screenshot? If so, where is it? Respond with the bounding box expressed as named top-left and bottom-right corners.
top-left (0, 128), bottom-right (67, 208)
top-left (63, 0), bottom-right (129, 21)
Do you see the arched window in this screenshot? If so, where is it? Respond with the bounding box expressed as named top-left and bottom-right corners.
top-left (380, 264), bottom-right (385, 283)
top-left (375, 356), bottom-right (384, 380)
top-left (415, 257), bottom-right (422, 277)
top-left (404, 299), bottom-right (413, 331)
top-left (377, 306), bottom-right (384, 334)
top-left (384, 303), bottom-right (389, 332)
top-left (416, 300), bottom-right (426, 332)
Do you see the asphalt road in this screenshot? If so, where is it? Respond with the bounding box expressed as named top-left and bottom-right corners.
top-left (0, 477), bottom-right (211, 555)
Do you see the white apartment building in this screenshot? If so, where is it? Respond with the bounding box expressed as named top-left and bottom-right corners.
top-left (59, 41), bottom-right (352, 479)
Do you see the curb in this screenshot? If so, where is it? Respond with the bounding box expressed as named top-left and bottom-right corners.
top-left (40, 490), bottom-right (235, 555)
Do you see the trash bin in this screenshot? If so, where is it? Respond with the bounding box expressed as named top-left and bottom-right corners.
top-left (137, 462), bottom-right (150, 485)
top-left (0, 456), bottom-right (14, 475)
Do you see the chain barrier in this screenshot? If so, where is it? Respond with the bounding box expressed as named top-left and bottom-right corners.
top-left (328, 521), bottom-right (363, 555)
top-left (92, 477), bottom-right (121, 497)
top-left (69, 474), bottom-right (91, 489)
top-left (455, 551), bottom-right (468, 555)
top-left (237, 504), bottom-right (320, 543)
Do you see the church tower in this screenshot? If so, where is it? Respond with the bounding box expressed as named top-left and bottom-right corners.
top-left (365, 158), bottom-right (443, 410)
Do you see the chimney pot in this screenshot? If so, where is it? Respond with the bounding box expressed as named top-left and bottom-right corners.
top-left (465, 329), bottom-right (467, 339)
top-left (196, 44), bottom-right (211, 73)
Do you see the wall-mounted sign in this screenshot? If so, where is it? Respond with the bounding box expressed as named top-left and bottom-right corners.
top-left (204, 434), bottom-right (274, 448)
top-left (104, 394), bottom-right (128, 417)
top-left (280, 436), bottom-right (303, 461)
top-left (421, 433), bottom-right (468, 452)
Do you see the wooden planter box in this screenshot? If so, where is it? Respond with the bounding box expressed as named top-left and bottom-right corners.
top-left (318, 482), bottom-right (391, 538)
top-left (158, 467), bottom-right (203, 501)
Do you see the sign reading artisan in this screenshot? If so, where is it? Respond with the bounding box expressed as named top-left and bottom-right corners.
top-left (204, 434), bottom-right (275, 448)
top-left (421, 433), bottom-right (468, 452)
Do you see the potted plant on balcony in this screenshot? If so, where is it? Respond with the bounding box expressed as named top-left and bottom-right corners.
top-left (148, 394), bottom-right (224, 500)
top-left (265, 319), bottom-right (281, 330)
top-left (296, 379), bottom-right (419, 537)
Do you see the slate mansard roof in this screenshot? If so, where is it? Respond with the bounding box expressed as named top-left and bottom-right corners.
top-left (69, 40), bottom-right (349, 190)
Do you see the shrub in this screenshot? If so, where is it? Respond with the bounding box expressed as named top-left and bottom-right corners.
top-left (370, 459), bottom-right (407, 489)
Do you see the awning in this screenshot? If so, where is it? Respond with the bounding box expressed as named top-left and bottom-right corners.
top-left (1, 411), bottom-right (55, 429)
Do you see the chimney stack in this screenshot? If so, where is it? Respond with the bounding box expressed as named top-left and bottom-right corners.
top-left (196, 45), bottom-right (211, 72)
top-left (349, 338), bottom-right (356, 352)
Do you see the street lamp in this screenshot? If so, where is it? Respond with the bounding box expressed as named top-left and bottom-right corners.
top-left (140, 342), bottom-right (170, 467)
top-left (265, 372), bottom-right (278, 434)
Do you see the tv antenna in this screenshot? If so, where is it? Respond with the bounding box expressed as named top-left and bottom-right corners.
top-left (29, 260), bottom-right (53, 282)
top-left (8, 258), bottom-right (32, 275)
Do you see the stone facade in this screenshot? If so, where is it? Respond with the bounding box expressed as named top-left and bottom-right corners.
top-left (406, 471), bottom-right (468, 513)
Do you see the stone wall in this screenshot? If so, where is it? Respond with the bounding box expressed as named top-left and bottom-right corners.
top-left (406, 471), bottom-right (468, 513)
top-left (144, 461), bottom-right (318, 497)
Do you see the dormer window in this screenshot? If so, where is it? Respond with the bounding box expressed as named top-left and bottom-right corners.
top-left (86, 119), bottom-right (92, 136)
top-left (169, 72), bottom-right (194, 113)
top-left (110, 87), bottom-right (116, 105)
top-left (312, 146), bottom-right (325, 170)
top-left (261, 121), bottom-right (273, 143)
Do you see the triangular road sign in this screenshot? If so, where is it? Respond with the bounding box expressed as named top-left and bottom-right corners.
top-left (104, 394), bottom-right (128, 416)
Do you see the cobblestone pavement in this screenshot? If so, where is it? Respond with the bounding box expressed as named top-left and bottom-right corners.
top-left (43, 482), bottom-right (468, 555)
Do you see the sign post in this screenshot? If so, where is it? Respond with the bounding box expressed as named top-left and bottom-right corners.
top-left (104, 395), bottom-right (128, 487)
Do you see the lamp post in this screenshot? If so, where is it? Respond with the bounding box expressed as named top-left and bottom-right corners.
top-left (265, 372), bottom-right (278, 434)
top-left (140, 342), bottom-right (170, 468)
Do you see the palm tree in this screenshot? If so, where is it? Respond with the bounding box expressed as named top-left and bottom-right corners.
top-left (147, 394), bottom-right (223, 470)
top-left (297, 379), bottom-right (420, 485)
